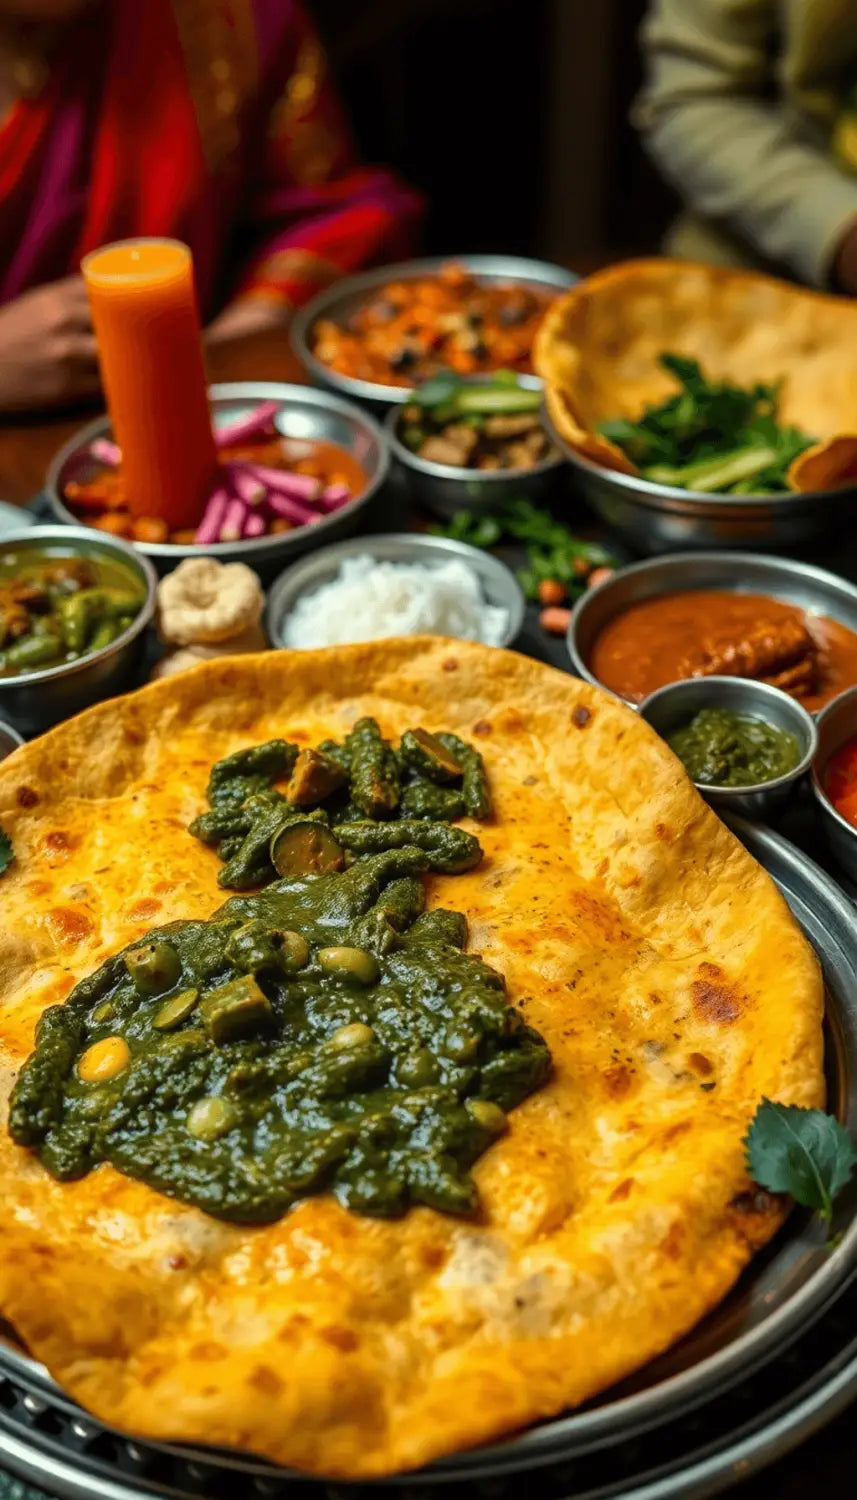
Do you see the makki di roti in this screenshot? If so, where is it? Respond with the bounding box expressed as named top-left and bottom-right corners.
top-left (534, 259), bottom-right (857, 492)
top-left (0, 639), bottom-right (824, 1477)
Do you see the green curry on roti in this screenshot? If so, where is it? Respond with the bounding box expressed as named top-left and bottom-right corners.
top-left (9, 720), bottom-right (551, 1223)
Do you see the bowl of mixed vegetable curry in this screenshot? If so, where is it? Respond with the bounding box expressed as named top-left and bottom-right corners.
top-left (292, 255), bottom-right (575, 408)
top-left (0, 526), bottom-right (156, 734)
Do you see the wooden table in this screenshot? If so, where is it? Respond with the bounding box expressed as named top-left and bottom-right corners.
top-left (0, 331), bottom-right (852, 1499)
top-left (0, 329), bottom-right (301, 509)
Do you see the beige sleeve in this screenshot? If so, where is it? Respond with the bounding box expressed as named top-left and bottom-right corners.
top-left (636, 0), bottom-right (857, 286)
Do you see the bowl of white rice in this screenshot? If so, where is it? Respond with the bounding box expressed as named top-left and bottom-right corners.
top-left (265, 533), bottom-right (525, 651)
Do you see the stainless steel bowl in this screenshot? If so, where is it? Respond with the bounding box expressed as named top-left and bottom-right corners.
top-left (568, 550), bottom-right (857, 705)
top-left (811, 685), bottom-right (857, 882)
top-left (0, 525), bottom-right (156, 736)
top-left (291, 254), bottom-right (577, 409)
top-left (0, 718), bottom-right (24, 759)
top-left (265, 532), bottom-right (525, 649)
top-left (640, 675), bottom-right (817, 819)
top-left (46, 382), bottom-right (390, 579)
top-left (383, 375), bottom-right (564, 519)
top-left (544, 410), bottom-right (857, 554)
top-left (0, 503), bottom-right (34, 537)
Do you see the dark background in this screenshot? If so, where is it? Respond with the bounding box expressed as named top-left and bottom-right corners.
top-left (312, 0), bottom-right (676, 270)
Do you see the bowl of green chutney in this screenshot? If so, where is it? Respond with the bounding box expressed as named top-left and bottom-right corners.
top-left (639, 675), bottom-right (818, 819)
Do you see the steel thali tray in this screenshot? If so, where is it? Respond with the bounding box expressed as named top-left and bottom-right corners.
top-left (0, 820), bottom-right (856, 1498)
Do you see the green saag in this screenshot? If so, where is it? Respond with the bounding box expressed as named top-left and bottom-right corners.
top-left (599, 354), bottom-right (815, 494)
top-left (9, 722), bottom-right (551, 1225)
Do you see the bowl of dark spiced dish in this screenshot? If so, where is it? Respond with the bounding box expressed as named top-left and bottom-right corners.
top-left (569, 552), bottom-right (857, 712)
top-left (640, 675), bottom-right (817, 818)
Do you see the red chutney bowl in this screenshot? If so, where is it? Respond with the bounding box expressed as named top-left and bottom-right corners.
top-left (812, 684), bottom-right (857, 883)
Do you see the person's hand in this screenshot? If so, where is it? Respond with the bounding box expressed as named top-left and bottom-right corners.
top-left (832, 217), bottom-right (857, 295)
top-left (0, 277), bottom-right (100, 412)
top-left (205, 295), bottom-right (292, 348)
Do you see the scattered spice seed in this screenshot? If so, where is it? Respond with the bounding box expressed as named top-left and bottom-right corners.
top-left (539, 606), bottom-right (572, 635)
top-left (537, 578), bottom-right (566, 606)
top-left (587, 566), bottom-right (615, 590)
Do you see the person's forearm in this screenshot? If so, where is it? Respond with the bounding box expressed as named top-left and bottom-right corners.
top-left (205, 296), bottom-right (292, 348)
top-left (644, 92), bottom-right (857, 286)
top-left (637, 0), bottom-right (857, 285)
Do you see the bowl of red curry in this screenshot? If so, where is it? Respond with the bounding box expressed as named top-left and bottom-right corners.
top-left (567, 552), bottom-right (857, 716)
top-left (811, 685), bottom-right (857, 883)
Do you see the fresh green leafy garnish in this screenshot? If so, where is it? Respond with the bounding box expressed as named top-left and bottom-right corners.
top-left (436, 510), bottom-right (505, 549)
top-left (431, 498), bottom-right (615, 602)
top-left (745, 1098), bottom-right (857, 1231)
top-left (0, 826), bottom-right (13, 876)
top-left (412, 371), bottom-right (461, 409)
top-left (410, 369), bottom-right (542, 421)
top-left (599, 354), bottom-right (815, 494)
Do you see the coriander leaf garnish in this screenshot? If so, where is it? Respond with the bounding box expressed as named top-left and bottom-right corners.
top-left (429, 497), bottom-right (616, 601)
top-left (745, 1098), bottom-right (857, 1231)
top-left (412, 371), bottom-right (462, 408)
top-left (0, 826), bottom-right (14, 877)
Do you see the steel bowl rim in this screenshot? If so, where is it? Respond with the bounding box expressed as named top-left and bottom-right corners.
top-left (567, 549), bottom-right (857, 704)
top-left (0, 524), bottom-right (156, 689)
top-left (810, 684), bottom-right (857, 845)
top-left (265, 529), bottom-right (526, 649)
top-left (290, 253), bottom-right (577, 406)
top-left (46, 381), bottom-right (390, 562)
top-left (546, 409), bottom-right (843, 513)
top-left (383, 383), bottom-right (564, 484)
top-left (639, 675), bottom-right (819, 798)
top-left (0, 717), bottom-right (24, 752)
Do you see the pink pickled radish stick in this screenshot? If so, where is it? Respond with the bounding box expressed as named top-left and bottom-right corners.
top-left (219, 496), bottom-right (248, 541)
top-left (228, 465), bottom-right (266, 507)
top-left (215, 400), bottom-right (280, 449)
top-left (90, 437), bottom-right (121, 466)
top-left (194, 485), bottom-right (230, 545)
top-left (243, 511), bottom-right (266, 538)
top-left (236, 462), bottom-right (321, 502)
top-left (317, 483), bottom-right (352, 513)
top-left (266, 491), bottom-right (319, 526)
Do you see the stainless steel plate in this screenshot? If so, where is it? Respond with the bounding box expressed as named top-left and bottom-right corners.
top-left (0, 824), bottom-right (855, 1496)
top-left (291, 254), bottom-right (576, 407)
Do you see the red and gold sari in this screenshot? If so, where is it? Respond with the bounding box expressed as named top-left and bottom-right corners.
top-left (0, 0), bottom-right (422, 314)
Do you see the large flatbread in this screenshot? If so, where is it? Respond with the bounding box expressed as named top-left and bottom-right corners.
top-left (0, 639), bottom-right (823, 1477)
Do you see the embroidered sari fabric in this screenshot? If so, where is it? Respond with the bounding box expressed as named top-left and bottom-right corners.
top-left (0, 0), bottom-right (422, 315)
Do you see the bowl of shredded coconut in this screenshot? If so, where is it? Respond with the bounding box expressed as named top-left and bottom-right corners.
top-left (266, 534), bottom-right (524, 650)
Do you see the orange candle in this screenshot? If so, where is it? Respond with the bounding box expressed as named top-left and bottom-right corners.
top-left (82, 239), bottom-right (217, 528)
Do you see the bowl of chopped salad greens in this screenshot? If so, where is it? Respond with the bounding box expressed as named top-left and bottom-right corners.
top-left (544, 353), bottom-right (857, 552)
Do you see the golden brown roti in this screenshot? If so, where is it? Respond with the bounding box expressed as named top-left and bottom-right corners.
top-left (0, 640), bottom-right (823, 1477)
top-left (535, 259), bottom-right (857, 489)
